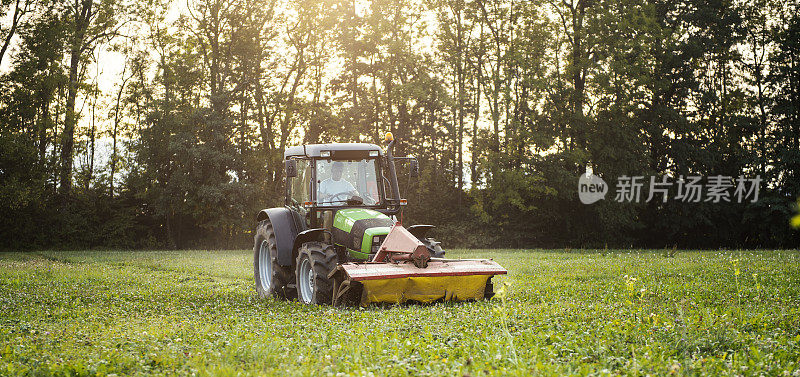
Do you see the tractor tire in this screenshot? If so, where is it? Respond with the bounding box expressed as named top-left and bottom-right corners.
top-left (253, 220), bottom-right (296, 300)
top-left (295, 242), bottom-right (338, 305)
top-left (422, 238), bottom-right (445, 258)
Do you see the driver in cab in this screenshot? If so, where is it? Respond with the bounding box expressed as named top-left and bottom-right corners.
top-left (319, 161), bottom-right (358, 205)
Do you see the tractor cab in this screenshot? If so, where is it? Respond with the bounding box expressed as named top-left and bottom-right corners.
top-left (283, 143), bottom-right (408, 230)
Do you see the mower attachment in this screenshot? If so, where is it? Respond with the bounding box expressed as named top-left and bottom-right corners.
top-left (329, 224), bottom-right (507, 305)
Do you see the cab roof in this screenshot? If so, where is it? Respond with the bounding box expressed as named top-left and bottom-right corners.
top-left (284, 143), bottom-right (383, 159)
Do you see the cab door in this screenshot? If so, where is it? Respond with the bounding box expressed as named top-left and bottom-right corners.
top-left (286, 159), bottom-right (312, 227)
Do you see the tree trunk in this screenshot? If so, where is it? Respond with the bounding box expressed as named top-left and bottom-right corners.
top-left (570, 0), bottom-right (586, 152)
top-left (471, 20), bottom-right (484, 187)
top-left (58, 0), bottom-right (92, 197)
top-left (0, 0), bottom-right (26, 68)
top-left (455, 5), bottom-right (464, 198)
top-left (88, 83), bottom-right (97, 189)
top-left (37, 91), bottom-right (51, 160)
top-left (111, 61), bottom-right (130, 196)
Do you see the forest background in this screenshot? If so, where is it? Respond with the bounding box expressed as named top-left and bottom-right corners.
top-left (1, 0), bottom-right (798, 250)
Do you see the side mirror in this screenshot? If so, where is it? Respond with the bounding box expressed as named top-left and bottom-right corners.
top-left (285, 160), bottom-right (297, 178)
top-left (410, 159), bottom-right (419, 178)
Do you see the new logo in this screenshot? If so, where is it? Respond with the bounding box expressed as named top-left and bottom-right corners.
top-left (578, 173), bottom-right (608, 204)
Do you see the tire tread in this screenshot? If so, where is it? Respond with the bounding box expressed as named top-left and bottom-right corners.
top-left (296, 241), bottom-right (338, 305)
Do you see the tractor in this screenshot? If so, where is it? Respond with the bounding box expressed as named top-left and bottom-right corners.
top-left (253, 133), bottom-right (506, 306)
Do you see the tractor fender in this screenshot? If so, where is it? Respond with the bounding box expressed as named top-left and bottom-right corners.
top-left (256, 207), bottom-right (306, 267)
top-left (292, 228), bottom-right (332, 262)
top-left (407, 224), bottom-right (435, 240)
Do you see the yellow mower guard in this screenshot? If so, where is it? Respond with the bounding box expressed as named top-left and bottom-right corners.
top-left (361, 274), bottom-right (491, 305)
top-left (330, 259), bottom-right (507, 306)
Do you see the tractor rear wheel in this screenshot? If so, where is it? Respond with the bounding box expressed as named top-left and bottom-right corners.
top-left (253, 220), bottom-right (296, 300)
top-left (296, 242), bottom-right (338, 305)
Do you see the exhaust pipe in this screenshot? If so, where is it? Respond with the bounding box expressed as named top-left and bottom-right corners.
top-left (384, 133), bottom-right (402, 213)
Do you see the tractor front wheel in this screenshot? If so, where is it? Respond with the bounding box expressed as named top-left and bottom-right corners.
top-left (254, 220), bottom-right (296, 300)
top-left (296, 242), bottom-right (338, 305)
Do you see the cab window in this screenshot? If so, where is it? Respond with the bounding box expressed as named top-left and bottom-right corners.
top-left (289, 159), bottom-right (310, 205)
top-left (316, 159), bottom-right (381, 206)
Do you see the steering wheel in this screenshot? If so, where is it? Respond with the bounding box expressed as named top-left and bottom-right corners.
top-left (321, 192), bottom-right (351, 205)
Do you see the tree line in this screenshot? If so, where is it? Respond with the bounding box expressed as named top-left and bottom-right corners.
top-left (0, 0), bottom-right (798, 250)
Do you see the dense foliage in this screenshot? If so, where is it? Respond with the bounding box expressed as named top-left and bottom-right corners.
top-left (1, 249), bottom-right (799, 375)
top-left (0, 0), bottom-right (798, 249)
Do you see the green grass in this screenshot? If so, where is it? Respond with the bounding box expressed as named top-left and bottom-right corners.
top-left (2, 249), bottom-right (800, 376)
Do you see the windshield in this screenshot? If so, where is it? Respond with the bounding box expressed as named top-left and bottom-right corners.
top-left (316, 159), bottom-right (381, 206)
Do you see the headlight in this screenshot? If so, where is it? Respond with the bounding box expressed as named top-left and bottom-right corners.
top-left (320, 151), bottom-right (331, 158)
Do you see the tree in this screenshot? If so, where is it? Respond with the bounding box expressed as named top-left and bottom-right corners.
top-left (57, 0), bottom-right (125, 198)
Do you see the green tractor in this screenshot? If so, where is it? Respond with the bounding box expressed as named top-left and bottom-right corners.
top-left (253, 133), bottom-right (506, 306)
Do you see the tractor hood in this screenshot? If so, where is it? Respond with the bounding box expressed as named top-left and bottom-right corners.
top-left (332, 209), bottom-right (393, 259)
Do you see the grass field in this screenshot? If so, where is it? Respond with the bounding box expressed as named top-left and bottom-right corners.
top-left (1, 249), bottom-right (800, 376)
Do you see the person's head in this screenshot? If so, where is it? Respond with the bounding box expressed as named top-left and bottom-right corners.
top-left (331, 161), bottom-right (344, 181)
